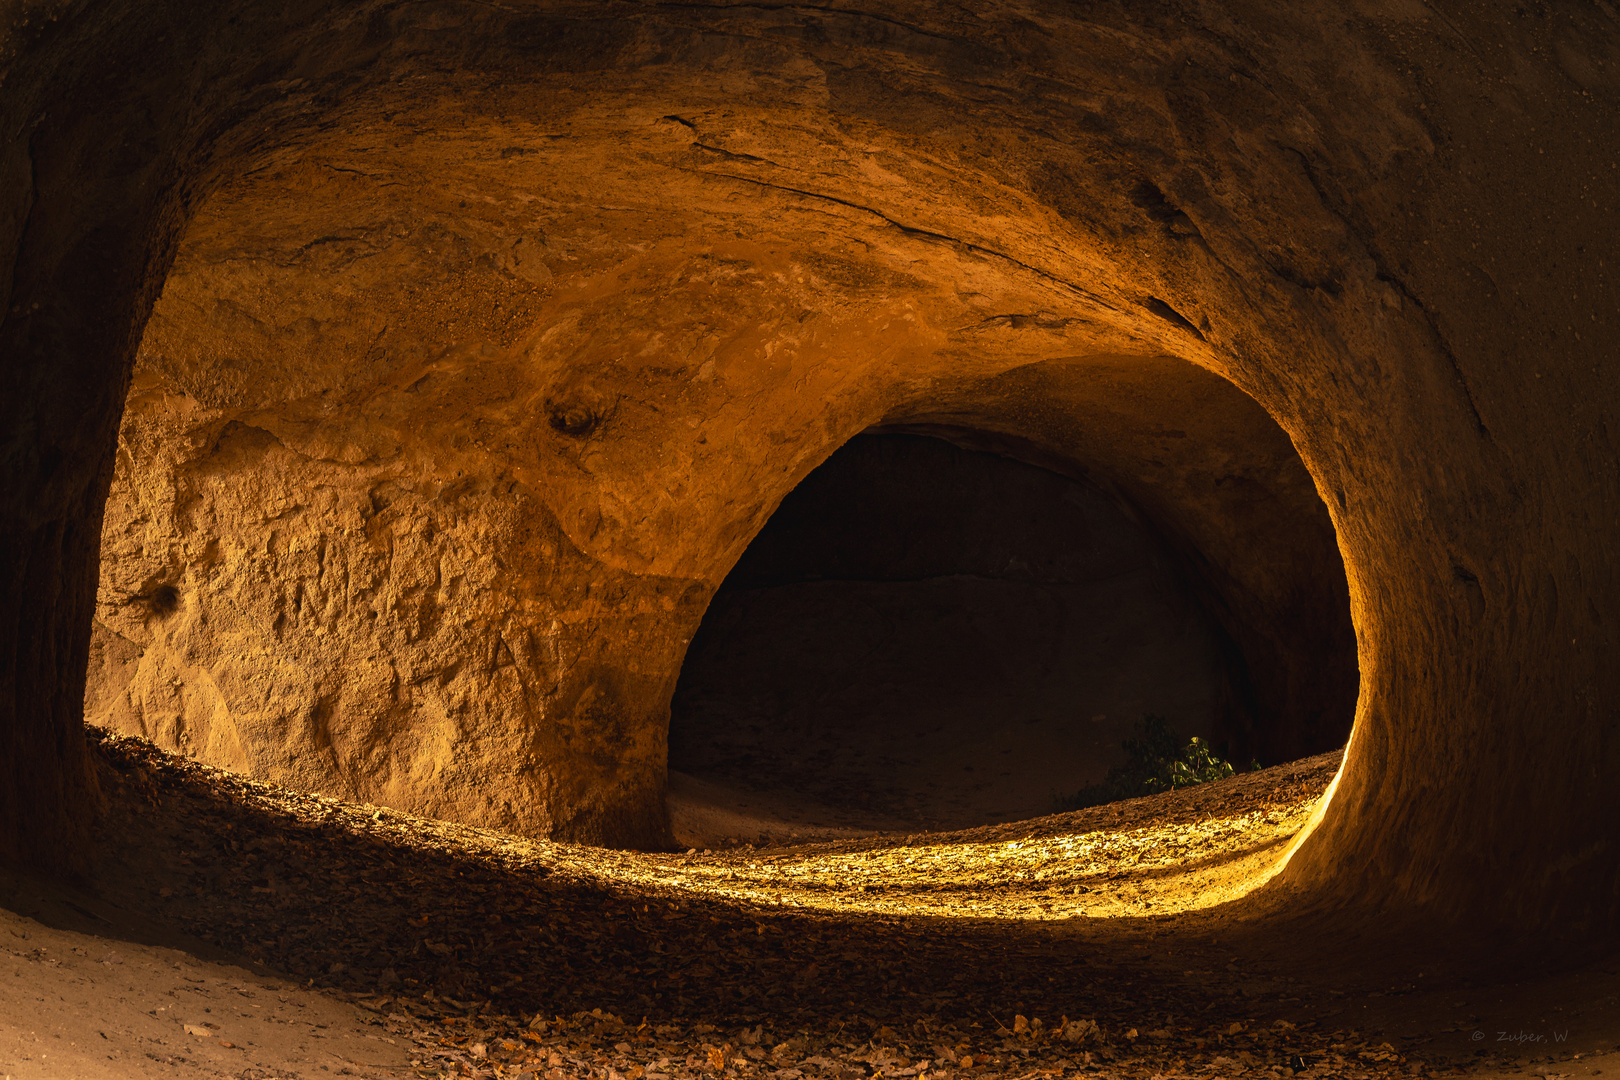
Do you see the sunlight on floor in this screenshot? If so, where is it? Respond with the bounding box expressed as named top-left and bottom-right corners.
top-left (555, 791), bottom-right (1323, 923)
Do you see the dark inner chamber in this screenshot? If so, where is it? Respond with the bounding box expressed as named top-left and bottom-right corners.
top-left (668, 433), bottom-right (1241, 832)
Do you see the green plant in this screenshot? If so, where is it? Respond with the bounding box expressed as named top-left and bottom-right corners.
top-left (1052, 715), bottom-right (1243, 812)
top-left (1143, 733), bottom-right (1234, 793)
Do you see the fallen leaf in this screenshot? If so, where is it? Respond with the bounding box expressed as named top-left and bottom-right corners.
top-left (1061, 1018), bottom-right (1099, 1043)
top-left (184, 1024), bottom-right (212, 1038)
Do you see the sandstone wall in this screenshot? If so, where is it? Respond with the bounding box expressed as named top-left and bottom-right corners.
top-left (86, 394), bottom-right (699, 845)
top-left (85, 203), bottom-right (1349, 844)
top-left (3, 0), bottom-right (1615, 937)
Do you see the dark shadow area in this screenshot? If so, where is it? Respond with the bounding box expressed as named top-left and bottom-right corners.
top-left (38, 728), bottom-right (1609, 1080)
top-left (670, 433), bottom-right (1240, 833)
top-left (80, 730), bottom-right (1185, 1022)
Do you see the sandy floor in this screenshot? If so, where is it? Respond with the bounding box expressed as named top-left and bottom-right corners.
top-left (667, 770), bottom-right (915, 848)
top-left (2, 731), bottom-right (1615, 1080)
top-left (0, 895), bottom-right (411, 1078)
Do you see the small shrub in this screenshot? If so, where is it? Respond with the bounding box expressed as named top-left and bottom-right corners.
top-left (1052, 715), bottom-right (1244, 812)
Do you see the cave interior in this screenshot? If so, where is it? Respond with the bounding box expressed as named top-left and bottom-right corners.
top-left (2, 1), bottom-right (1619, 1078)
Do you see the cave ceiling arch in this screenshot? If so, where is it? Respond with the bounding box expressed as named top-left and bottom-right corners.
top-left (3, 0), bottom-right (1617, 935)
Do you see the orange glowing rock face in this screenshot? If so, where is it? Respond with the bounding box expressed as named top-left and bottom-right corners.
top-left (83, 98), bottom-right (1354, 849)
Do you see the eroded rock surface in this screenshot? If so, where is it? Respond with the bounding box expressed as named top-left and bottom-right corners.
top-left (89, 367), bottom-right (701, 847)
top-left (85, 153), bottom-right (1351, 846)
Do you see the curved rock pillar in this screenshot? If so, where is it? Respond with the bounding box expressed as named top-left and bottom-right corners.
top-left (1188, 12), bottom-right (1620, 937)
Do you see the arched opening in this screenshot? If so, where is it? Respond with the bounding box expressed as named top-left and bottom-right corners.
top-left (667, 374), bottom-right (1360, 845)
top-left (4, 0), bottom-right (1615, 954)
top-left (2, 0), bottom-right (1618, 1071)
top-left (669, 431), bottom-right (1237, 839)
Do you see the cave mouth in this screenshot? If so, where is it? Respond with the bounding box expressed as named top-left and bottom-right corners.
top-left (667, 431), bottom-right (1245, 843)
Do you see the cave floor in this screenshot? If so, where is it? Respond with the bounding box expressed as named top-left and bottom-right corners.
top-left (0, 732), bottom-right (1614, 1080)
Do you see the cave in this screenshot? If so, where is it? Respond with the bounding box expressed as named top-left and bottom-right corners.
top-left (668, 428), bottom-right (1352, 840)
top-left (2, 1), bottom-right (1619, 1077)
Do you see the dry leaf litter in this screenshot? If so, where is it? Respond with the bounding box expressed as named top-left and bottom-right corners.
top-left (73, 729), bottom-right (1465, 1080)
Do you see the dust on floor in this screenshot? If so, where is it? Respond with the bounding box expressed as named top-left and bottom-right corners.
top-left (2, 731), bottom-right (1614, 1080)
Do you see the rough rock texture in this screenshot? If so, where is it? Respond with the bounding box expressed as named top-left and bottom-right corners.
top-left (88, 247), bottom-right (1350, 844)
top-left (86, 391), bottom-right (697, 844)
top-left (3, 0), bottom-right (1618, 939)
